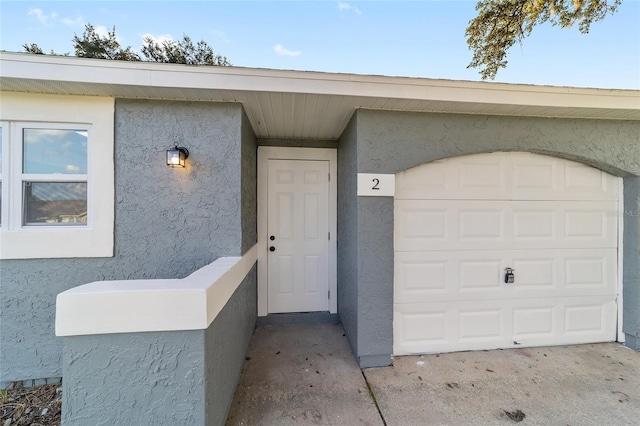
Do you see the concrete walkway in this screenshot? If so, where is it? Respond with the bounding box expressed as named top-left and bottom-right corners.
top-left (226, 323), bottom-right (383, 425)
top-left (227, 323), bottom-right (640, 425)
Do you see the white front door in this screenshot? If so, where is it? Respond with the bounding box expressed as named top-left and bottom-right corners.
top-left (258, 147), bottom-right (337, 316)
top-left (266, 159), bottom-right (330, 313)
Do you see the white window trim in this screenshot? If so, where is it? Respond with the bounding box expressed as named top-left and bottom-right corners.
top-left (0, 123), bottom-right (8, 228)
top-left (0, 92), bottom-right (114, 259)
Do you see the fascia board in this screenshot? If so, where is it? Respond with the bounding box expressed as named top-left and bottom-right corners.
top-left (2, 52), bottom-right (638, 114)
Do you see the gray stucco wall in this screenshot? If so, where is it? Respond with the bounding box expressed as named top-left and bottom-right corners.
top-left (241, 110), bottom-right (257, 254)
top-left (204, 265), bottom-right (257, 425)
top-left (623, 177), bottom-right (640, 349)
top-left (337, 115), bottom-right (359, 358)
top-left (62, 330), bottom-right (205, 425)
top-left (1, 99), bottom-right (249, 383)
top-left (344, 109), bottom-right (640, 366)
top-left (356, 197), bottom-right (394, 368)
top-left (62, 265), bottom-right (257, 426)
top-left (356, 110), bottom-right (640, 177)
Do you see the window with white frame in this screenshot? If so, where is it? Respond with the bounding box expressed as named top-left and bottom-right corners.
top-left (21, 125), bottom-right (89, 226)
top-left (0, 93), bottom-right (114, 259)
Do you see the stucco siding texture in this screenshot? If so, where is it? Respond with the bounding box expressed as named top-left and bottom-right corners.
top-left (241, 110), bottom-right (257, 254)
top-left (356, 110), bottom-right (640, 176)
top-left (1, 99), bottom-right (248, 382)
top-left (61, 264), bottom-right (257, 426)
top-left (62, 330), bottom-right (205, 425)
top-left (356, 197), bottom-right (394, 366)
top-left (205, 264), bottom-right (257, 425)
top-left (337, 115), bottom-right (359, 357)
top-left (350, 109), bottom-right (640, 365)
top-left (623, 177), bottom-right (640, 350)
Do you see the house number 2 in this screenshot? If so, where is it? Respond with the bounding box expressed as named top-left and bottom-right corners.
top-left (357, 173), bottom-right (395, 197)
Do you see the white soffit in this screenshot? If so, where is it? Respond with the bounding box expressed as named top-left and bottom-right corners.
top-left (1, 52), bottom-right (639, 139)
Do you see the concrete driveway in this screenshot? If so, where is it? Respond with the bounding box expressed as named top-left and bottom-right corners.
top-left (365, 343), bottom-right (640, 425)
top-left (228, 324), bottom-right (640, 425)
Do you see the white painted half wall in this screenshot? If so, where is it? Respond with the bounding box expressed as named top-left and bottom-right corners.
top-left (55, 244), bottom-right (258, 336)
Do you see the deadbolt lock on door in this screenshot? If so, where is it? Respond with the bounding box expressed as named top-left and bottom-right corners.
top-left (270, 236), bottom-right (275, 241)
top-left (505, 268), bottom-right (515, 284)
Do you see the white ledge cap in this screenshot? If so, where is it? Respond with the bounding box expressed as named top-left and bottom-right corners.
top-left (55, 245), bottom-right (257, 337)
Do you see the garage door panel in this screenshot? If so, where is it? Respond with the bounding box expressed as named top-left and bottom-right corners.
top-left (396, 153), bottom-right (509, 200)
top-left (459, 260), bottom-right (503, 290)
top-left (458, 309), bottom-right (503, 342)
top-left (513, 210), bottom-right (555, 238)
top-left (395, 200), bottom-right (617, 251)
top-left (564, 303), bottom-right (611, 336)
top-left (395, 251), bottom-right (505, 303)
top-left (512, 306), bottom-right (557, 340)
top-left (395, 161), bottom-right (448, 200)
top-left (510, 258), bottom-right (555, 289)
top-left (564, 163), bottom-right (613, 195)
top-left (395, 258), bottom-right (449, 295)
top-left (459, 209), bottom-right (505, 240)
top-left (395, 249), bottom-right (616, 304)
top-left (565, 254), bottom-right (615, 290)
top-left (396, 309), bottom-right (450, 346)
top-left (394, 301), bottom-right (511, 354)
top-left (512, 297), bottom-right (617, 345)
top-left (458, 160), bottom-right (506, 191)
top-left (394, 152), bottom-right (619, 356)
top-left (395, 297), bottom-right (616, 355)
top-left (564, 209), bottom-right (610, 239)
top-left (514, 249), bottom-right (616, 294)
top-left (512, 161), bottom-right (556, 192)
top-left (399, 208), bottom-right (448, 240)
top-left (395, 152), bottom-right (619, 201)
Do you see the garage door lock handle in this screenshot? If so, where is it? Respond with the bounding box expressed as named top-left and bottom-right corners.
top-left (505, 268), bottom-right (515, 284)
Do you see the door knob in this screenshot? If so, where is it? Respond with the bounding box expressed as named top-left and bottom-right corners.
top-left (269, 246), bottom-right (276, 252)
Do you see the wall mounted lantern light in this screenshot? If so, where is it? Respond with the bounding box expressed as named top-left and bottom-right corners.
top-left (166, 144), bottom-right (189, 168)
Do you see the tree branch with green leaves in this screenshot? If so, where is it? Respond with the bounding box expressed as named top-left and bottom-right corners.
top-left (466, 0), bottom-right (622, 80)
top-left (23, 23), bottom-right (230, 66)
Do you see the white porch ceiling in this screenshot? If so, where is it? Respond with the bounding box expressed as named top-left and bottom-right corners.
top-left (1, 52), bottom-right (639, 140)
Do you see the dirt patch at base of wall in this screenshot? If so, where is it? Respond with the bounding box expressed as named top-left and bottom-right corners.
top-left (1, 382), bottom-right (61, 426)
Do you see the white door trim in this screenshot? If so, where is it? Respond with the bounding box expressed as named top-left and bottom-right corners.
top-left (617, 177), bottom-right (625, 343)
top-left (257, 147), bottom-right (337, 316)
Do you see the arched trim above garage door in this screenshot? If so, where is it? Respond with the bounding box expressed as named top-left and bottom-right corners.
top-left (393, 152), bottom-right (622, 355)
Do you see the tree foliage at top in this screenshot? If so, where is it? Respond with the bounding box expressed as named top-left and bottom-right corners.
top-left (141, 35), bottom-right (231, 66)
top-left (22, 43), bottom-right (44, 54)
top-left (72, 24), bottom-right (140, 61)
top-left (466, 0), bottom-right (622, 80)
top-left (23, 23), bottom-right (230, 66)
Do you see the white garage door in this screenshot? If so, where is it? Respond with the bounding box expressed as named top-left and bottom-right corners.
top-left (393, 152), bottom-right (620, 355)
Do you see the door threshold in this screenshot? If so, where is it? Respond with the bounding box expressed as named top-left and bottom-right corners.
top-left (257, 312), bottom-right (340, 327)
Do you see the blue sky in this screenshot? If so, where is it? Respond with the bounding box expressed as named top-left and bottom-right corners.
top-left (1, 1), bottom-right (639, 89)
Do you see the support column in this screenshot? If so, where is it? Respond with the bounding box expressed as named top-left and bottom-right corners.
top-left (623, 177), bottom-right (640, 350)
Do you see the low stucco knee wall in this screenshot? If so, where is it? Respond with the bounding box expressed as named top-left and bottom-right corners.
top-left (59, 248), bottom-right (257, 426)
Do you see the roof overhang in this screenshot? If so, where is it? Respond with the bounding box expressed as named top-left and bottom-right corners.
top-left (1, 52), bottom-right (639, 139)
